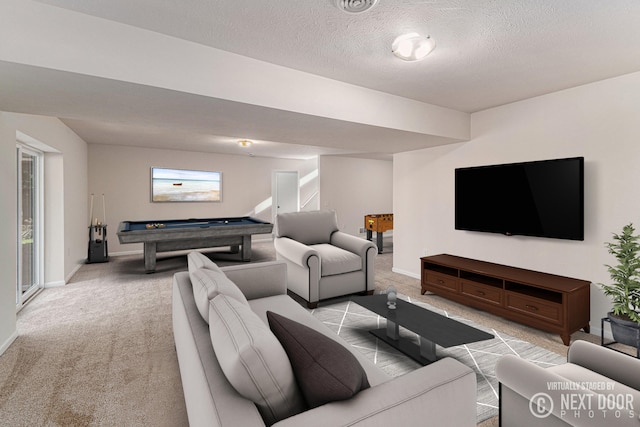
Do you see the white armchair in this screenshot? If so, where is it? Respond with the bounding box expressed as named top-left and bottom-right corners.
top-left (274, 210), bottom-right (377, 308)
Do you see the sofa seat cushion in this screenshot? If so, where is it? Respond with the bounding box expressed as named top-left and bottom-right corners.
top-left (190, 267), bottom-right (249, 323)
top-left (310, 244), bottom-right (362, 277)
top-left (208, 295), bottom-right (306, 425)
top-left (267, 311), bottom-right (370, 408)
top-left (547, 363), bottom-right (640, 411)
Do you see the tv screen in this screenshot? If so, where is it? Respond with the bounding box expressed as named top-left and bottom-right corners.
top-left (455, 157), bottom-right (584, 240)
top-left (151, 167), bottom-right (222, 202)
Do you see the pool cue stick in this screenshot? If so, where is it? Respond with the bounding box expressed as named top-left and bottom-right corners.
top-left (89, 193), bottom-right (94, 226)
top-left (101, 193), bottom-right (106, 237)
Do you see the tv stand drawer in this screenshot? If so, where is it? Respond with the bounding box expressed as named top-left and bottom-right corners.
top-left (461, 281), bottom-right (502, 305)
top-left (505, 293), bottom-right (561, 324)
top-left (425, 272), bottom-right (458, 292)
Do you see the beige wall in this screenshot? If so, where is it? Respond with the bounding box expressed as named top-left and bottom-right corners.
top-left (0, 112), bottom-right (88, 354)
top-left (319, 156), bottom-right (393, 236)
top-left (88, 144), bottom-right (319, 255)
top-left (393, 71), bottom-right (640, 337)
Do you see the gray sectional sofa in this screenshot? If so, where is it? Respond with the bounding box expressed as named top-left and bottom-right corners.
top-left (172, 251), bottom-right (478, 426)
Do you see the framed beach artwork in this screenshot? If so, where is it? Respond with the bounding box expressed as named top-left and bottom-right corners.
top-left (151, 167), bottom-right (222, 202)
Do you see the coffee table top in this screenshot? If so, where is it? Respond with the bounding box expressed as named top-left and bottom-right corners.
top-left (351, 295), bottom-right (494, 348)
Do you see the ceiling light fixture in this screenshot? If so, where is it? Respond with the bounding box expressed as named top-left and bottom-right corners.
top-left (336, 0), bottom-right (378, 14)
top-left (237, 139), bottom-right (253, 148)
top-left (392, 33), bottom-right (436, 61)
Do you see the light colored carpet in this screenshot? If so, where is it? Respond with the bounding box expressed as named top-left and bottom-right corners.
top-left (0, 239), bottom-right (612, 426)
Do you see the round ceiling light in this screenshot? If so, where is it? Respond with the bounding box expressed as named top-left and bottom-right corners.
top-left (237, 139), bottom-right (253, 148)
top-left (336, 0), bottom-right (378, 14)
top-left (392, 33), bottom-right (436, 61)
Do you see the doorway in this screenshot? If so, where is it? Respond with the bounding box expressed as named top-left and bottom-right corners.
top-left (272, 171), bottom-right (299, 222)
top-left (16, 144), bottom-right (44, 308)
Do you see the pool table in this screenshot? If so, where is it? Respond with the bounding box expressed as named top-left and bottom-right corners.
top-left (117, 216), bottom-right (273, 272)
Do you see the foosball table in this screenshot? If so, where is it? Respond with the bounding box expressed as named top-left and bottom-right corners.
top-left (364, 213), bottom-right (393, 253)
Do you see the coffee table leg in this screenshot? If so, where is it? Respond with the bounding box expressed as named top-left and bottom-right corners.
top-left (419, 337), bottom-right (437, 362)
top-left (386, 319), bottom-right (399, 340)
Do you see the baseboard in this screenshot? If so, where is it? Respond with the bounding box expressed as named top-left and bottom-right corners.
top-left (0, 330), bottom-right (18, 356)
top-left (391, 267), bottom-right (420, 280)
top-left (45, 280), bottom-right (66, 288)
top-left (590, 324), bottom-right (612, 341)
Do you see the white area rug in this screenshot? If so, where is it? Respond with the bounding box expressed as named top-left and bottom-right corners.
top-left (310, 295), bottom-right (566, 424)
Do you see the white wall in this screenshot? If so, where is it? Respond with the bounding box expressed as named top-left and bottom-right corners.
top-left (88, 144), bottom-right (319, 254)
top-left (319, 156), bottom-right (393, 236)
top-left (393, 71), bottom-right (640, 335)
top-left (0, 112), bottom-right (88, 355)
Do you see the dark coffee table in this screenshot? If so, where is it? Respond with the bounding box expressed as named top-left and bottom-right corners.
top-left (351, 295), bottom-right (494, 365)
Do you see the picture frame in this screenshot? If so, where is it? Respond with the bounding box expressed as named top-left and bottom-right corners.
top-left (151, 167), bottom-right (222, 202)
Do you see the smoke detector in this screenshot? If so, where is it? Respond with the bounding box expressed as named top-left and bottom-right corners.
top-left (336, 0), bottom-right (378, 14)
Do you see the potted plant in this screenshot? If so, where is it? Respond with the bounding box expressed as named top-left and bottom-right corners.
top-left (600, 223), bottom-right (640, 348)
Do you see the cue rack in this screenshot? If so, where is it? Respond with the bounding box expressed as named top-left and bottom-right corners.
top-left (87, 193), bottom-right (109, 263)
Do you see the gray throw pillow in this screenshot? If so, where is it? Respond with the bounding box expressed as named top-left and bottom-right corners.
top-left (209, 296), bottom-right (305, 425)
top-left (266, 311), bottom-right (370, 409)
top-left (190, 267), bottom-right (249, 323)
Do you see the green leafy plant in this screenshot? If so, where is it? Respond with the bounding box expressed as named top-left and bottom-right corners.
top-left (600, 223), bottom-right (640, 324)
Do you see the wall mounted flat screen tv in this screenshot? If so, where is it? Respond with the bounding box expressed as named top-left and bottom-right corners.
top-left (455, 157), bottom-right (584, 240)
top-left (151, 167), bottom-right (222, 202)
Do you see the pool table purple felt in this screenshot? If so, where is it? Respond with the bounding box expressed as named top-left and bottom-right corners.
top-left (117, 216), bottom-right (273, 272)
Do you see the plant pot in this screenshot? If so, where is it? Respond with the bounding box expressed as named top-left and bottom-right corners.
top-left (608, 312), bottom-right (640, 348)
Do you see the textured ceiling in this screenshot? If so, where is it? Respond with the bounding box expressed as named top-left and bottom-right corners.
top-left (3, 0), bottom-right (640, 159)
top-left (35, 0), bottom-right (640, 112)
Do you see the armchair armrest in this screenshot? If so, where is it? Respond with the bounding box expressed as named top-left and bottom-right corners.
top-left (330, 231), bottom-right (377, 259)
top-left (220, 261), bottom-right (287, 300)
top-left (273, 237), bottom-right (319, 267)
top-left (496, 354), bottom-right (640, 426)
top-left (568, 340), bottom-right (640, 391)
top-left (274, 358), bottom-right (477, 427)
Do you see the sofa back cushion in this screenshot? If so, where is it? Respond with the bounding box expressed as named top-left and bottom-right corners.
top-left (190, 267), bottom-right (249, 323)
top-left (209, 295), bottom-right (306, 425)
top-left (187, 251), bottom-right (222, 275)
top-left (275, 210), bottom-right (338, 245)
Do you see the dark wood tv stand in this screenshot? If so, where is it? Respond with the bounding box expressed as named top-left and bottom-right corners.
top-left (420, 254), bottom-right (591, 345)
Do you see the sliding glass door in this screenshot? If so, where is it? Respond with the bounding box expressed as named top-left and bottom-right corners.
top-left (17, 144), bottom-right (43, 307)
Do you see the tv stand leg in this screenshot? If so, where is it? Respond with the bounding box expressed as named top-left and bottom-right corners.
top-left (560, 333), bottom-right (571, 346)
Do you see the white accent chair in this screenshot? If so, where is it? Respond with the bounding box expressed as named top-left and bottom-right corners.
top-left (274, 210), bottom-right (377, 308)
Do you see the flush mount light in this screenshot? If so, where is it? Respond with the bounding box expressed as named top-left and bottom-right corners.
top-left (336, 0), bottom-right (378, 14)
top-left (392, 33), bottom-right (436, 61)
top-left (237, 139), bottom-right (253, 148)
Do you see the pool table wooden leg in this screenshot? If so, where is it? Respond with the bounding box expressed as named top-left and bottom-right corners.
top-left (241, 235), bottom-right (251, 261)
top-left (144, 242), bottom-right (157, 273)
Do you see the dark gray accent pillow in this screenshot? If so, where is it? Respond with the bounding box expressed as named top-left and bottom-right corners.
top-left (266, 311), bottom-right (370, 409)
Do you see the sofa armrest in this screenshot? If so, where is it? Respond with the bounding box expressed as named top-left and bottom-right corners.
top-left (273, 358), bottom-right (477, 427)
top-left (273, 237), bottom-right (319, 267)
top-left (496, 354), bottom-right (640, 426)
top-left (568, 340), bottom-right (640, 391)
top-left (330, 231), bottom-right (377, 259)
top-left (220, 261), bottom-right (287, 300)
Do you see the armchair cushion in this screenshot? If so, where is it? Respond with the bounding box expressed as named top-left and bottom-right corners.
top-left (310, 244), bottom-right (362, 277)
top-left (266, 311), bottom-right (370, 409)
top-left (275, 210), bottom-right (339, 245)
top-left (209, 295), bottom-right (306, 425)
